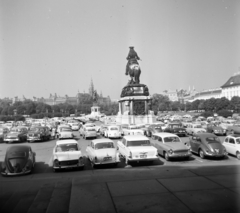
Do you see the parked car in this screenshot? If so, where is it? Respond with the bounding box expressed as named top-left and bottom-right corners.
top-left (185, 123), bottom-right (206, 135)
top-left (222, 134), bottom-right (240, 159)
top-left (1, 145), bottom-right (36, 176)
top-left (189, 133), bottom-right (227, 159)
top-left (58, 126), bottom-right (74, 140)
top-left (151, 132), bottom-right (191, 161)
top-left (71, 123), bottom-right (80, 131)
top-left (82, 126), bottom-right (97, 139)
top-left (164, 123), bottom-right (187, 137)
top-left (226, 124), bottom-right (240, 135)
top-left (27, 126), bottom-right (51, 142)
top-left (4, 127), bottom-right (28, 143)
top-left (206, 124), bottom-right (226, 136)
top-left (144, 124), bottom-right (162, 137)
top-left (104, 125), bottom-right (122, 139)
top-left (99, 125), bottom-right (108, 136)
top-left (0, 127), bottom-right (9, 142)
top-left (52, 139), bottom-right (84, 172)
top-left (117, 135), bottom-right (159, 164)
top-left (122, 125), bottom-right (145, 136)
top-left (86, 138), bottom-right (120, 167)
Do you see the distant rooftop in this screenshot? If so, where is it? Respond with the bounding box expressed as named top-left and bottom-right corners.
top-left (221, 72), bottom-right (240, 88)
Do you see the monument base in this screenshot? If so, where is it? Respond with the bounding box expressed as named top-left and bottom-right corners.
top-left (116, 113), bottom-right (156, 125)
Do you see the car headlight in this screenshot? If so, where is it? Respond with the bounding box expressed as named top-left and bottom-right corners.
top-left (54, 159), bottom-right (59, 167)
top-left (168, 149), bottom-right (173, 154)
top-left (78, 157), bottom-right (84, 165)
top-left (94, 156), bottom-right (98, 162)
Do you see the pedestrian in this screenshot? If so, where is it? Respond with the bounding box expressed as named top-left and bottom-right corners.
top-left (51, 127), bottom-right (56, 140)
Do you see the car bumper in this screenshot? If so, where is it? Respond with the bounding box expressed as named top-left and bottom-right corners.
top-left (4, 138), bottom-right (19, 142)
top-left (94, 160), bottom-right (120, 165)
top-left (128, 156), bottom-right (159, 162)
top-left (27, 136), bottom-right (41, 141)
top-left (1, 169), bottom-right (31, 176)
top-left (168, 153), bottom-right (192, 158)
top-left (205, 152), bottom-right (227, 157)
top-left (108, 134), bottom-right (121, 138)
top-left (53, 163), bottom-right (84, 169)
top-left (59, 135), bottom-right (73, 139)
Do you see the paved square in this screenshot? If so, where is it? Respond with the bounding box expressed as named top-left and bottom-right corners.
top-left (108, 179), bottom-right (168, 197)
top-left (158, 176), bottom-right (223, 192)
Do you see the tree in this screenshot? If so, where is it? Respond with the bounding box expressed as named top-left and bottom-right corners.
top-left (215, 97), bottom-right (230, 111)
top-left (230, 96), bottom-right (240, 112)
top-left (152, 94), bottom-right (170, 113)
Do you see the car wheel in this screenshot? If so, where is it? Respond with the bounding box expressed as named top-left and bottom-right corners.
top-left (52, 168), bottom-right (58, 173)
top-left (164, 152), bottom-right (170, 161)
top-left (199, 149), bottom-right (205, 159)
top-left (236, 152), bottom-right (240, 160)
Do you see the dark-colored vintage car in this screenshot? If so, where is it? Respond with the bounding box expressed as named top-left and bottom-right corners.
top-left (164, 123), bottom-right (187, 137)
top-left (1, 145), bottom-right (36, 176)
top-left (27, 126), bottom-right (51, 142)
top-left (189, 133), bottom-right (227, 159)
top-left (206, 124), bottom-right (226, 136)
top-left (4, 127), bottom-right (28, 143)
top-left (226, 124), bottom-right (240, 135)
top-left (0, 127), bottom-right (9, 142)
top-left (144, 124), bottom-right (163, 137)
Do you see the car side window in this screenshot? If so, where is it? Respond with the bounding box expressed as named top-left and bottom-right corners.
top-left (224, 138), bottom-right (229, 143)
top-left (229, 138), bottom-right (235, 144)
top-left (158, 137), bottom-right (162, 142)
top-left (122, 138), bottom-right (126, 146)
top-left (152, 135), bottom-right (157, 140)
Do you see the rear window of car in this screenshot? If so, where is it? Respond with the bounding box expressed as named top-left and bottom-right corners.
top-left (87, 128), bottom-right (95, 132)
top-left (127, 140), bottom-right (150, 146)
top-left (206, 137), bottom-right (220, 143)
top-left (56, 144), bottom-right (78, 152)
top-left (95, 142), bottom-right (114, 149)
top-left (236, 138), bottom-right (240, 144)
top-left (164, 137), bottom-right (180, 143)
top-left (110, 127), bottom-right (118, 131)
top-left (8, 151), bottom-right (26, 158)
top-left (61, 128), bottom-right (71, 132)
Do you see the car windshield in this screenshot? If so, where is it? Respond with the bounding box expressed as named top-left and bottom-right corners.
top-left (206, 137), bottom-right (221, 143)
top-left (235, 138), bottom-right (240, 144)
top-left (194, 125), bottom-right (202, 128)
top-left (110, 127), bottom-right (118, 131)
top-left (10, 129), bottom-right (21, 133)
top-left (56, 143), bottom-right (78, 152)
top-left (95, 142), bottom-right (114, 149)
top-left (170, 125), bottom-right (181, 129)
top-left (87, 128), bottom-right (95, 132)
top-left (61, 128), bottom-right (71, 132)
top-left (127, 140), bottom-right (150, 147)
top-left (164, 137), bottom-right (180, 143)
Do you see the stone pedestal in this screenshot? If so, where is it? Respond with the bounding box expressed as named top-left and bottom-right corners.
top-left (116, 84), bottom-right (156, 125)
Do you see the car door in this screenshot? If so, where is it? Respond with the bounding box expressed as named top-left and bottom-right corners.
top-left (155, 136), bottom-right (164, 155)
top-left (227, 138), bottom-right (236, 155)
top-left (190, 136), bottom-right (199, 152)
top-left (223, 137), bottom-right (230, 154)
top-left (118, 138), bottom-right (128, 157)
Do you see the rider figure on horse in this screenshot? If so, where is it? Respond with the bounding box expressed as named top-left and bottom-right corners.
top-left (126, 47), bottom-right (141, 75)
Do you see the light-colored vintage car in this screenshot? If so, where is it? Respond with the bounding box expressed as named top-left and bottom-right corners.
top-left (150, 132), bottom-right (191, 161)
top-left (58, 127), bottom-right (74, 140)
top-left (82, 126), bottom-right (97, 139)
top-left (122, 125), bottom-right (145, 136)
top-left (52, 139), bottom-right (84, 172)
top-left (86, 138), bottom-right (120, 167)
top-left (4, 127), bottom-right (28, 143)
top-left (223, 135), bottom-right (240, 159)
top-left (104, 125), bottom-right (122, 139)
top-left (185, 123), bottom-right (206, 135)
top-left (117, 135), bottom-right (159, 164)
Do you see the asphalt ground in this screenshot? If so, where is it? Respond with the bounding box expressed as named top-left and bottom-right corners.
top-left (0, 128), bottom-right (240, 213)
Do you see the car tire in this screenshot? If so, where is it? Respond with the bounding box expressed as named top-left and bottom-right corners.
top-left (199, 149), bottom-right (205, 159)
top-left (236, 152), bottom-right (240, 160)
top-left (164, 152), bottom-right (170, 161)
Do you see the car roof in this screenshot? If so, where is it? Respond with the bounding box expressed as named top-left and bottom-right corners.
top-left (152, 132), bottom-right (178, 137)
top-left (123, 135), bottom-right (149, 141)
top-left (92, 138), bottom-right (114, 144)
top-left (56, 139), bottom-right (78, 145)
top-left (227, 134), bottom-right (240, 138)
top-left (7, 145), bottom-right (30, 152)
top-left (194, 132), bottom-right (217, 138)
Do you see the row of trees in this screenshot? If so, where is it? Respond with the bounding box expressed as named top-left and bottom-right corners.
top-left (151, 94), bottom-right (240, 116)
top-left (0, 99), bottom-right (118, 121)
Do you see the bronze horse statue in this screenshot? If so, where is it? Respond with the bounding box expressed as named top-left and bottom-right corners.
top-left (126, 58), bottom-right (141, 84)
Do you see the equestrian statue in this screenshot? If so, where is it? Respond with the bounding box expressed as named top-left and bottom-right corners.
top-left (125, 47), bottom-right (141, 84)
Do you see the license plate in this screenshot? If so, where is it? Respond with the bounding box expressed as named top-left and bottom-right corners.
top-left (140, 155), bottom-right (147, 158)
top-left (104, 157), bottom-right (112, 161)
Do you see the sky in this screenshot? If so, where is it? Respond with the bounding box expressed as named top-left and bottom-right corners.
top-left (0, 0), bottom-right (239, 100)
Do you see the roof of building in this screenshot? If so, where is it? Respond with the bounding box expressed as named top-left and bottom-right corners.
top-left (221, 73), bottom-right (240, 88)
